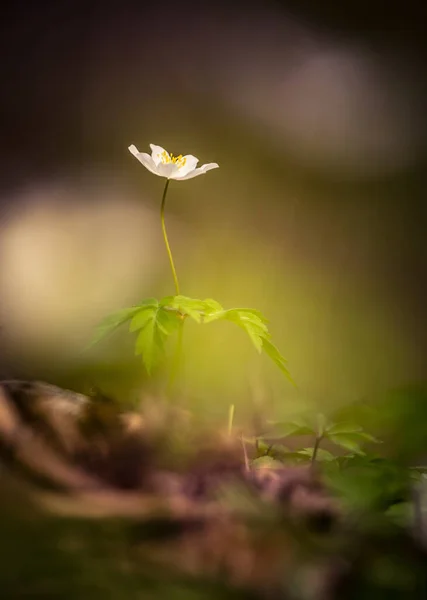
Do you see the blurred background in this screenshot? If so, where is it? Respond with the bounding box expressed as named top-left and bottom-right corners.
top-left (1, 0), bottom-right (426, 423)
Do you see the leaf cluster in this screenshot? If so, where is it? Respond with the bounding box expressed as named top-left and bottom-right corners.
top-left (89, 295), bottom-right (294, 382)
top-left (258, 414), bottom-right (381, 462)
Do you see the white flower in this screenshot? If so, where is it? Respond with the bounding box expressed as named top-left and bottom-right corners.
top-left (128, 143), bottom-right (219, 180)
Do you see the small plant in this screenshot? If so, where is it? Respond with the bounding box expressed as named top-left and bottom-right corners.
top-left (254, 413), bottom-right (381, 466)
top-left (89, 143), bottom-right (294, 398)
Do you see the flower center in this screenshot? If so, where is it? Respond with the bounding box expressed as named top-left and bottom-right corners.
top-left (160, 150), bottom-right (186, 168)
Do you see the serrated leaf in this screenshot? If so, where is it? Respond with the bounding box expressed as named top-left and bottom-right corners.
top-left (171, 295), bottom-right (205, 323)
top-left (242, 327), bottom-right (264, 353)
top-left (231, 308), bottom-right (268, 322)
top-left (261, 420), bottom-right (315, 439)
top-left (353, 431), bottom-right (382, 443)
top-left (202, 307), bottom-right (270, 358)
top-left (159, 295), bottom-right (175, 307)
top-left (138, 297), bottom-right (159, 307)
top-left (129, 300), bottom-right (160, 332)
top-left (327, 433), bottom-right (368, 454)
top-left (134, 306), bottom-right (181, 374)
top-left (224, 308), bottom-right (268, 328)
top-left (201, 298), bottom-right (224, 314)
top-left (216, 308), bottom-right (268, 353)
top-left (325, 421), bottom-right (364, 435)
top-left (163, 295), bottom-right (224, 324)
top-left (328, 430), bottom-right (381, 449)
top-left (279, 451), bottom-right (309, 462)
top-left (261, 338), bottom-right (295, 385)
top-left (161, 299), bottom-right (295, 386)
top-left (88, 306), bottom-right (142, 348)
top-left (297, 448), bottom-right (336, 462)
top-left (202, 311), bottom-right (225, 324)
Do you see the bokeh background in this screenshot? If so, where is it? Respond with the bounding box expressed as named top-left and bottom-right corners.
top-left (1, 0), bottom-right (426, 423)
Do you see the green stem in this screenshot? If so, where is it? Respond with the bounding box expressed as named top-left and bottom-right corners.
top-left (227, 404), bottom-right (235, 437)
top-left (160, 179), bottom-right (180, 295)
top-left (311, 435), bottom-right (322, 464)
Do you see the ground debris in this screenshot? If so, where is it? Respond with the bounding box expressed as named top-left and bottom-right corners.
top-left (1, 380), bottom-right (426, 599)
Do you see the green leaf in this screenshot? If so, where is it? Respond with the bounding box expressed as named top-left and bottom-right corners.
top-left (327, 433), bottom-right (368, 454)
top-left (129, 299), bottom-right (160, 332)
top-left (159, 299), bottom-right (295, 386)
top-left (169, 295), bottom-right (205, 323)
top-left (159, 295), bottom-right (175, 307)
top-left (231, 308), bottom-right (267, 320)
top-left (279, 451), bottom-right (310, 463)
top-left (202, 311), bottom-right (225, 324)
top-left (224, 310), bottom-right (268, 352)
top-left (354, 431), bottom-right (382, 443)
top-left (261, 338), bottom-right (295, 385)
top-left (328, 430), bottom-right (381, 452)
top-left (261, 419), bottom-right (315, 439)
top-left (200, 298), bottom-right (224, 315)
top-left (203, 307), bottom-right (268, 352)
top-left (162, 295), bottom-right (224, 324)
top-left (256, 441), bottom-right (271, 457)
top-left (251, 456), bottom-right (283, 469)
top-left (325, 468), bottom-right (380, 510)
top-left (297, 447), bottom-right (336, 462)
top-left (386, 502), bottom-right (414, 526)
top-left (408, 468), bottom-right (427, 483)
top-left (88, 305), bottom-right (142, 348)
top-left (197, 304), bottom-right (295, 383)
top-left (269, 444), bottom-right (290, 455)
top-left (325, 421), bottom-right (364, 435)
top-left (134, 305), bottom-right (181, 374)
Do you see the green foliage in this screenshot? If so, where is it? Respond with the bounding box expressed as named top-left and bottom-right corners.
top-left (261, 418), bottom-right (315, 440)
top-left (324, 420), bottom-right (380, 455)
top-left (257, 413), bottom-right (382, 465)
top-left (294, 447), bottom-right (336, 462)
top-left (87, 305), bottom-right (144, 348)
top-left (90, 298), bottom-right (181, 374)
top-left (327, 432), bottom-right (377, 455)
top-left (132, 302), bottom-right (182, 374)
top-left (262, 338), bottom-right (293, 382)
top-left (251, 455), bottom-right (284, 469)
top-left (325, 421), bottom-right (364, 435)
top-left (325, 456), bottom-right (414, 513)
top-left (160, 295), bottom-right (222, 324)
top-left (90, 295), bottom-right (293, 382)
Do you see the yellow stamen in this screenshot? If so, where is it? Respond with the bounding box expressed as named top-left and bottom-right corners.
top-left (160, 150), bottom-right (186, 168)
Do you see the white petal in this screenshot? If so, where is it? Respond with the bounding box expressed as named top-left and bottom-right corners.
top-left (174, 154), bottom-right (199, 178)
top-left (129, 147), bottom-right (160, 176)
top-left (150, 144), bottom-right (169, 166)
top-left (128, 144), bottom-right (140, 157)
top-left (175, 162), bottom-right (219, 180)
top-left (156, 161), bottom-right (177, 178)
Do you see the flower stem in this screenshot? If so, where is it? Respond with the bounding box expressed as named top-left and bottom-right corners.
top-left (160, 179), bottom-right (180, 295)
